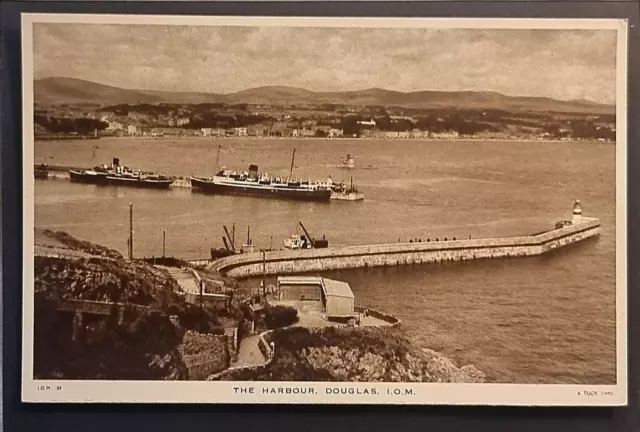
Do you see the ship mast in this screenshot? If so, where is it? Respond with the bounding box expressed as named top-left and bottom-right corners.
top-left (288, 147), bottom-right (296, 181)
top-left (215, 143), bottom-right (221, 172)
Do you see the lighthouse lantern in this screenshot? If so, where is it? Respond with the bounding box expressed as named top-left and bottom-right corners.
top-left (572, 199), bottom-right (583, 225)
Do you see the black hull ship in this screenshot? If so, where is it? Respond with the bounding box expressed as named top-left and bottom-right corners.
top-left (191, 148), bottom-right (332, 202)
top-left (34, 164), bottom-right (50, 179)
top-left (191, 174), bottom-right (332, 202)
top-left (70, 158), bottom-right (173, 189)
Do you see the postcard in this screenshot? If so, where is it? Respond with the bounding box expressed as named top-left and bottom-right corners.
top-left (21, 13), bottom-right (627, 405)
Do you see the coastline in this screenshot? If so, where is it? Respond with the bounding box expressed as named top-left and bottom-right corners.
top-left (33, 135), bottom-right (615, 144)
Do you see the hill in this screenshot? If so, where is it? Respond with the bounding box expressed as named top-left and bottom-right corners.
top-left (34, 77), bottom-right (615, 114)
top-left (35, 77), bottom-right (225, 106)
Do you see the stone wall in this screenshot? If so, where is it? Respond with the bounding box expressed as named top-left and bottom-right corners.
top-left (178, 331), bottom-right (230, 380)
top-left (354, 306), bottom-right (402, 328)
top-left (208, 219), bottom-right (600, 279)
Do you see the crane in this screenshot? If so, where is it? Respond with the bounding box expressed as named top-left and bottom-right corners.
top-left (298, 221), bottom-right (328, 249)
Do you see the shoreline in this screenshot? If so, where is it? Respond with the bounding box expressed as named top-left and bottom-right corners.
top-left (34, 135), bottom-right (615, 144)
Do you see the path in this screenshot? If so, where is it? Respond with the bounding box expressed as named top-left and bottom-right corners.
top-left (157, 266), bottom-right (200, 295)
top-left (233, 335), bottom-right (266, 367)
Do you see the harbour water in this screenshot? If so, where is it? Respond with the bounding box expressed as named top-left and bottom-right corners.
top-left (34, 137), bottom-right (617, 384)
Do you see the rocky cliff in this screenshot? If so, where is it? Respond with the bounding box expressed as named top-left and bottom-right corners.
top-left (217, 326), bottom-right (485, 383)
top-left (33, 231), bottom-right (226, 380)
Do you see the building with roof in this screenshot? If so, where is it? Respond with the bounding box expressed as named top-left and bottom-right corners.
top-left (276, 276), bottom-right (355, 318)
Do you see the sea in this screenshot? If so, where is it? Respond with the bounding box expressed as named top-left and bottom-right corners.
top-left (33, 137), bottom-right (618, 384)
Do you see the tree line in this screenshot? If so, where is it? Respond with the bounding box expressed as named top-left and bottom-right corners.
top-left (35, 115), bottom-right (109, 135)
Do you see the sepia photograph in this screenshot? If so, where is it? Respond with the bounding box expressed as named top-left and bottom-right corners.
top-left (21, 14), bottom-right (627, 405)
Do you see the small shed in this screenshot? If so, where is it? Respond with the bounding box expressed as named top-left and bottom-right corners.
top-left (322, 278), bottom-right (355, 317)
top-left (277, 276), bottom-right (324, 302)
top-left (276, 276), bottom-right (355, 317)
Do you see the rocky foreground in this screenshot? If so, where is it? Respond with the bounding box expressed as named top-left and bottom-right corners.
top-left (33, 230), bottom-right (235, 380)
top-left (216, 326), bottom-right (486, 383)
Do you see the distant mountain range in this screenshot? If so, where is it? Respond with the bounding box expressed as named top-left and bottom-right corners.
top-left (34, 77), bottom-right (615, 115)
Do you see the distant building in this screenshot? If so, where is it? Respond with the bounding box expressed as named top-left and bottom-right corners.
top-left (357, 119), bottom-right (376, 126)
top-left (150, 127), bottom-right (182, 137)
top-left (128, 112), bottom-right (151, 122)
top-left (432, 131), bottom-right (459, 139)
top-left (211, 128), bottom-right (226, 137)
top-left (314, 125), bottom-right (332, 134)
top-left (234, 127), bottom-right (248, 137)
top-left (176, 117), bottom-right (190, 126)
top-left (269, 122), bottom-right (295, 137)
top-left (201, 128), bottom-right (213, 137)
top-left (390, 115), bottom-right (415, 122)
top-left (106, 121), bottom-right (124, 132)
top-left (276, 276), bottom-right (355, 318)
top-left (385, 131), bottom-right (400, 139)
top-left (127, 125), bottom-right (137, 135)
top-left (328, 128), bottom-right (344, 138)
top-left (361, 129), bottom-right (374, 138)
top-left (299, 129), bottom-right (316, 138)
top-left (398, 131), bottom-right (410, 139)
top-left (247, 125), bottom-right (265, 137)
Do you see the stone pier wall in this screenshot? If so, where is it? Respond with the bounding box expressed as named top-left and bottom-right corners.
top-left (208, 218), bottom-right (600, 279)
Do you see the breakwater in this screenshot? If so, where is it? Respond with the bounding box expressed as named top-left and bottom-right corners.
top-left (207, 217), bottom-right (600, 279)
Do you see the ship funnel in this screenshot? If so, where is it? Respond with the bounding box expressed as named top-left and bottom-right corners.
top-left (248, 164), bottom-right (258, 180)
top-left (113, 157), bottom-right (120, 167)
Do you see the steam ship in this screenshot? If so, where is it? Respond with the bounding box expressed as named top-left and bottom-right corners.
top-left (191, 148), bottom-right (332, 202)
top-left (191, 165), bottom-right (332, 201)
top-left (340, 154), bottom-right (355, 169)
top-left (70, 158), bottom-right (173, 189)
top-left (330, 177), bottom-right (364, 201)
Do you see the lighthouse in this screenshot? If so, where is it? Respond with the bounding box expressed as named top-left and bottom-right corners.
top-left (572, 199), bottom-right (583, 225)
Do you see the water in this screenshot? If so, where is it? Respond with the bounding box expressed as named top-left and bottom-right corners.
top-left (34, 137), bottom-right (617, 384)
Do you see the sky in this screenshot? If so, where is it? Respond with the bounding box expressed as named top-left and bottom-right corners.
top-left (33, 23), bottom-right (618, 104)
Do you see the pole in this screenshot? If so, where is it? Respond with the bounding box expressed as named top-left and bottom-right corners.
top-left (288, 147), bottom-right (296, 180)
top-left (129, 203), bottom-right (133, 260)
top-left (247, 225), bottom-right (250, 245)
top-left (232, 223), bottom-right (236, 246)
top-left (162, 229), bottom-right (166, 258)
top-left (262, 250), bottom-right (266, 297)
top-left (270, 235), bottom-right (273, 251)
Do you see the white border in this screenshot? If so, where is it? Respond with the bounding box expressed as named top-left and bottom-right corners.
top-left (21, 14), bottom-right (628, 406)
